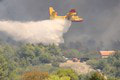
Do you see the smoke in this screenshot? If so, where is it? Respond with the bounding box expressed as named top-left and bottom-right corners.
top-left (0, 0), bottom-right (120, 49)
top-left (63, 0), bottom-right (120, 50)
top-left (0, 19), bottom-right (71, 45)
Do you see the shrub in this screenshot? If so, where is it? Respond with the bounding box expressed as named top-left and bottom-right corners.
top-left (22, 71), bottom-right (48, 80)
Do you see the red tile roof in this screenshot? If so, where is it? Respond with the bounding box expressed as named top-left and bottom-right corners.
top-left (100, 51), bottom-right (115, 56)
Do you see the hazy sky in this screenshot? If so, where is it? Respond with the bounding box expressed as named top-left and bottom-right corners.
top-left (0, 0), bottom-right (120, 49)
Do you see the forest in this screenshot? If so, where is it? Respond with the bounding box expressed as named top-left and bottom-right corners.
top-left (0, 41), bottom-right (120, 80)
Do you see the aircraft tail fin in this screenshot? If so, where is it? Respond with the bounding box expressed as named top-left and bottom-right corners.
top-left (49, 7), bottom-right (55, 16)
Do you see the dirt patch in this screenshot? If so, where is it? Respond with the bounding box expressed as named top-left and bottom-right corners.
top-left (60, 60), bottom-right (94, 75)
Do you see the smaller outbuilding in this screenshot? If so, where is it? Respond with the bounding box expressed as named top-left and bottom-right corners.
top-left (72, 58), bottom-right (79, 62)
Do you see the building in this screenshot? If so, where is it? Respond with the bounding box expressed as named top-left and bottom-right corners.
top-left (99, 51), bottom-right (116, 58)
top-left (72, 58), bottom-right (79, 62)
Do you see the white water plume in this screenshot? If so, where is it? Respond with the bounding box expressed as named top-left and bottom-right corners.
top-left (0, 19), bottom-right (71, 45)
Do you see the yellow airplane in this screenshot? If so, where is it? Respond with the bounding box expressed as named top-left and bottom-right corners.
top-left (49, 7), bottom-right (83, 22)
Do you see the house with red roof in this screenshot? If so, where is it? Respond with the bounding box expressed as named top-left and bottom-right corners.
top-left (99, 51), bottom-right (116, 58)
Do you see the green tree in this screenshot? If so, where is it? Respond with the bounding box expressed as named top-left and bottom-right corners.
top-left (18, 44), bottom-right (35, 59)
top-left (48, 44), bottom-right (61, 56)
top-left (0, 45), bottom-right (18, 80)
top-left (48, 75), bottom-right (70, 80)
top-left (88, 72), bottom-right (107, 80)
top-left (0, 54), bottom-right (9, 80)
top-left (48, 75), bottom-right (60, 80)
top-left (54, 69), bottom-right (79, 80)
top-left (39, 53), bottom-right (51, 63)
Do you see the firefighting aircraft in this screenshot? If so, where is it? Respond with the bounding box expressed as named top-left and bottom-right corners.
top-left (49, 7), bottom-right (83, 22)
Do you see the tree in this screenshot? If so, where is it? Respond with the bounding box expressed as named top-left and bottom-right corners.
top-left (48, 44), bottom-right (62, 56)
top-left (22, 71), bottom-right (49, 80)
top-left (88, 72), bottom-right (107, 80)
top-left (48, 75), bottom-right (70, 80)
top-left (18, 44), bottom-right (35, 59)
top-left (0, 54), bottom-right (9, 80)
top-left (54, 69), bottom-right (79, 80)
top-left (63, 49), bottom-right (80, 58)
top-left (39, 53), bottom-right (51, 63)
top-left (48, 75), bottom-right (60, 80)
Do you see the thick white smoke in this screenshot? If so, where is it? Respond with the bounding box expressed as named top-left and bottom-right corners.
top-left (0, 19), bottom-right (71, 45)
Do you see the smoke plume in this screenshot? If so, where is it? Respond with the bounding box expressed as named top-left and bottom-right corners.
top-left (0, 0), bottom-right (120, 49)
top-left (0, 19), bottom-right (71, 45)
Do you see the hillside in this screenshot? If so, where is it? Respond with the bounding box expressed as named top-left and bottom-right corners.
top-left (60, 60), bottom-right (94, 75)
